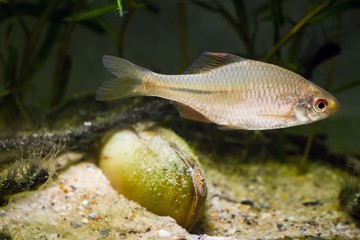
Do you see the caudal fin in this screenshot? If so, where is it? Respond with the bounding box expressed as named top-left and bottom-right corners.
top-left (96, 55), bottom-right (149, 101)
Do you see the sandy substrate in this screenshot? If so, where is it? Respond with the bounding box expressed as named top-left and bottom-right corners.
top-left (197, 156), bottom-right (360, 239)
top-left (0, 156), bottom-right (359, 239)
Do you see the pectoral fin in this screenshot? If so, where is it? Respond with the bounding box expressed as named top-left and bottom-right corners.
top-left (172, 102), bottom-right (211, 123)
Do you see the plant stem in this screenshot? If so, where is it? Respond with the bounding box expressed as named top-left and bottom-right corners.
top-left (325, 14), bottom-right (340, 90)
top-left (117, 11), bottom-right (134, 57)
top-left (214, 0), bottom-right (253, 56)
top-left (271, 0), bottom-right (283, 58)
top-left (264, 1), bottom-right (330, 61)
top-left (16, 0), bottom-right (62, 123)
top-left (194, 0), bottom-right (253, 56)
top-left (178, 0), bottom-right (189, 72)
top-left (51, 1), bottom-right (81, 107)
top-left (299, 125), bottom-right (315, 174)
top-left (117, 0), bottom-right (124, 17)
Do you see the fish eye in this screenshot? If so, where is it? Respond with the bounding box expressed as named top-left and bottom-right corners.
top-left (313, 98), bottom-right (328, 113)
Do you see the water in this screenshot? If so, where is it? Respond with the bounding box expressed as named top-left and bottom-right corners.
top-left (0, 0), bottom-right (360, 238)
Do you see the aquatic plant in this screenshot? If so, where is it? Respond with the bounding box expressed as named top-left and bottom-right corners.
top-left (0, 225), bottom-right (13, 240)
top-left (0, 0), bottom-right (149, 130)
top-left (339, 177), bottom-right (360, 220)
top-left (0, 142), bottom-right (64, 206)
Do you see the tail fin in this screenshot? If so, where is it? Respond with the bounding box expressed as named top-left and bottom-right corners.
top-left (96, 55), bottom-right (149, 101)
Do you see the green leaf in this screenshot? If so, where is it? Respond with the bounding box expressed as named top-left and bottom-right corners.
top-left (309, 0), bottom-right (360, 24)
top-left (117, 0), bottom-right (124, 17)
top-left (0, 88), bottom-right (11, 98)
top-left (264, 1), bottom-right (331, 61)
top-left (65, 0), bottom-right (146, 22)
top-left (94, 18), bottom-right (118, 42)
top-left (65, 3), bottom-right (117, 22)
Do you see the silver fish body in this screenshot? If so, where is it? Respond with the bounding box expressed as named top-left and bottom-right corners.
top-left (96, 52), bottom-right (339, 130)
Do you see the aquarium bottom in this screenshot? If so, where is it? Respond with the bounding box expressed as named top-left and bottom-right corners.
top-left (0, 155), bottom-right (359, 239)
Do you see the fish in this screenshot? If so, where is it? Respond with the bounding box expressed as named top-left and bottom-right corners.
top-left (96, 52), bottom-right (339, 130)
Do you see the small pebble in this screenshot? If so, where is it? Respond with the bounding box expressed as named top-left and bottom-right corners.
top-left (157, 229), bottom-right (171, 237)
top-left (82, 200), bottom-right (89, 208)
top-left (83, 121), bottom-right (92, 127)
top-left (302, 200), bottom-right (321, 206)
top-left (240, 200), bottom-right (254, 206)
top-left (300, 226), bottom-right (307, 233)
top-left (50, 233), bottom-right (59, 239)
top-left (39, 234), bottom-right (47, 240)
top-left (277, 223), bottom-right (287, 231)
top-left (100, 229), bottom-right (111, 237)
top-left (89, 212), bottom-right (97, 220)
top-left (81, 218), bottom-right (89, 224)
top-left (70, 220), bottom-right (83, 228)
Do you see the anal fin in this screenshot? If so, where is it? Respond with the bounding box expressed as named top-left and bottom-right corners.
top-left (172, 102), bottom-right (211, 123)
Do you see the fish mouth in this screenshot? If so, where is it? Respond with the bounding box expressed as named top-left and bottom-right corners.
top-left (328, 97), bottom-right (340, 114)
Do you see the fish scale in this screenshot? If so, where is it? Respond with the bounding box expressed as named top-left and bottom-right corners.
top-left (96, 52), bottom-right (339, 130)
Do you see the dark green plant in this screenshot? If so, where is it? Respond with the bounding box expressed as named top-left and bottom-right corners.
top-left (0, 225), bottom-right (13, 240)
top-left (0, 0), bottom-right (147, 130)
top-left (339, 177), bottom-right (360, 220)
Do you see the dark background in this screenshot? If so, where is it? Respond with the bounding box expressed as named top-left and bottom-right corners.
top-left (0, 0), bottom-right (359, 155)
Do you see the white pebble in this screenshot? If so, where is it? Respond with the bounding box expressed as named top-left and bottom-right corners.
top-left (157, 229), bottom-right (170, 237)
top-left (50, 233), bottom-right (58, 239)
top-left (82, 200), bottom-right (89, 207)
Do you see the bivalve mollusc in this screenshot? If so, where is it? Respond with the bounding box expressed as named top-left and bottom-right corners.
top-left (98, 124), bottom-right (207, 230)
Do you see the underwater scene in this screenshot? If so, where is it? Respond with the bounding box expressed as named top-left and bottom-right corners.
top-left (0, 0), bottom-right (360, 239)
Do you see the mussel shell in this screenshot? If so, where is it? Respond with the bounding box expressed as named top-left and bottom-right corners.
top-left (99, 126), bottom-right (207, 229)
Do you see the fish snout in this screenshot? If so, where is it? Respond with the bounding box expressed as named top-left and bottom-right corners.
top-left (327, 96), bottom-right (340, 115)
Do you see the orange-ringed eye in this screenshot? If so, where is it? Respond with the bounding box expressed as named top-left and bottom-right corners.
top-left (313, 98), bottom-right (328, 112)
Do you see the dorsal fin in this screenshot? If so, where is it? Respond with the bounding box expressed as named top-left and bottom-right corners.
top-left (184, 52), bottom-right (246, 74)
top-left (172, 102), bottom-right (212, 123)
